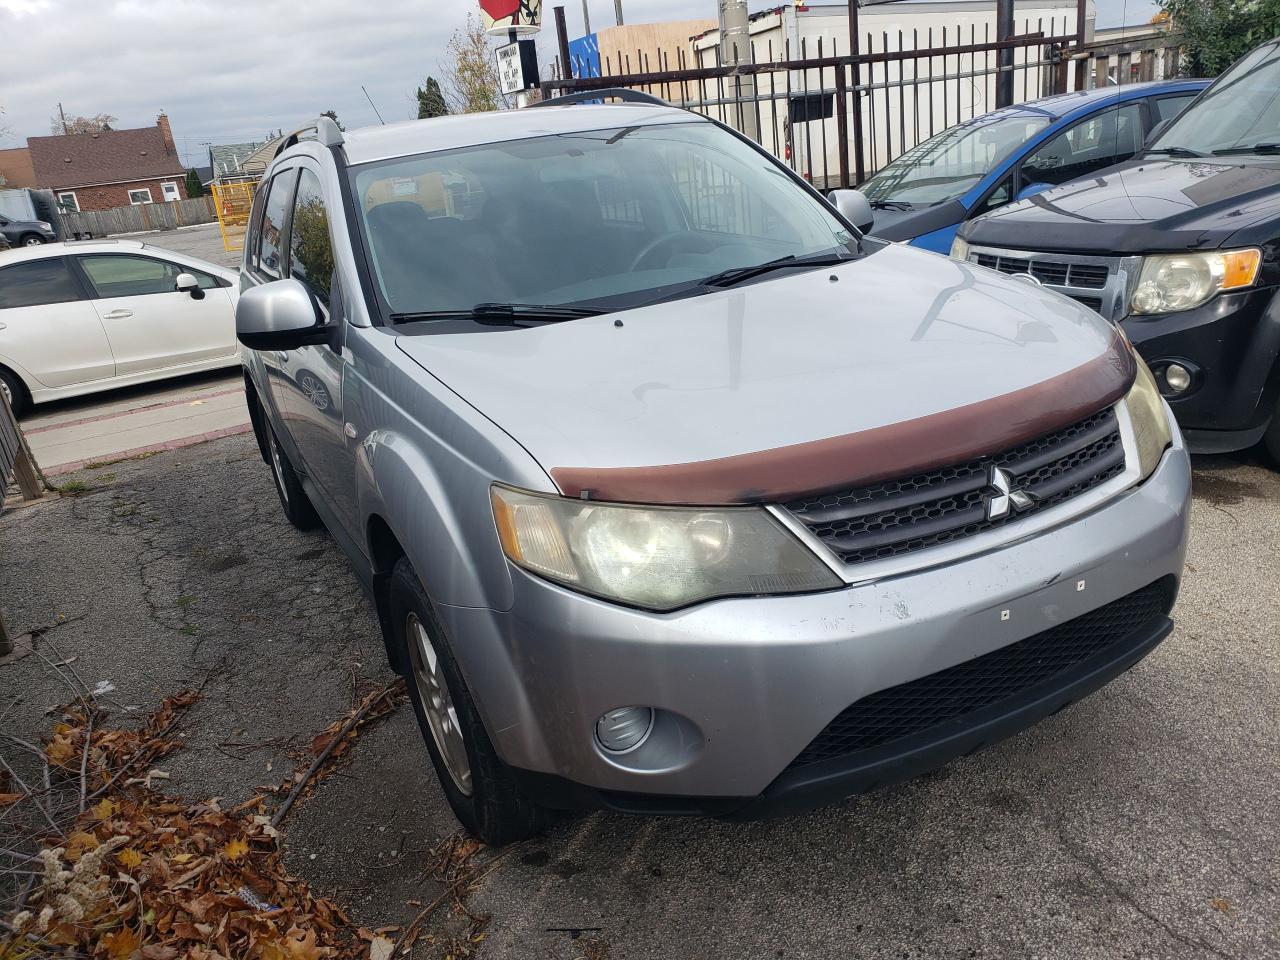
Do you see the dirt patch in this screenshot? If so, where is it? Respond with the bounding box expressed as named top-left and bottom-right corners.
top-left (1192, 470), bottom-right (1264, 506)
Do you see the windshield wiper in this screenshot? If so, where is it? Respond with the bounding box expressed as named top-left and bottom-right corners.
top-left (390, 302), bottom-right (605, 327)
top-left (1144, 146), bottom-right (1206, 158)
top-left (699, 251), bottom-right (855, 289)
top-left (1211, 142), bottom-right (1280, 155)
top-left (870, 199), bottom-right (913, 210)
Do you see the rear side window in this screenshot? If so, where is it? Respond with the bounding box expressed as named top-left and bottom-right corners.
top-left (287, 169), bottom-right (335, 307)
top-left (257, 171), bottom-right (295, 280)
top-left (1151, 94), bottom-right (1197, 125)
top-left (0, 259), bottom-right (83, 309)
top-left (1021, 104), bottom-right (1143, 188)
top-left (78, 255), bottom-right (219, 298)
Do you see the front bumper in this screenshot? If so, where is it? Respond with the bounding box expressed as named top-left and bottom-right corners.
top-left (437, 429), bottom-right (1191, 809)
top-left (1121, 287), bottom-right (1280, 450)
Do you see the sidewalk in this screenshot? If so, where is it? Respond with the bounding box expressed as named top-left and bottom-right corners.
top-left (22, 371), bottom-right (249, 475)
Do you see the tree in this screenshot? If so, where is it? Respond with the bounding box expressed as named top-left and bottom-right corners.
top-left (184, 168), bottom-right (205, 198)
top-left (50, 112), bottom-right (118, 135)
top-left (440, 13), bottom-right (508, 113)
top-left (321, 109), bottom-right (345, 131)
top-left (1159, 0), bottom-right (1280, 76)
top-left (417, 77), bottom-right (450, 119)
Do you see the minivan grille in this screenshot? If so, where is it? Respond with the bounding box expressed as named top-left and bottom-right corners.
top-left (785, 407), bottom-right (1125, 566)
top-left (975, 253), bottom-right (1109, 289)
top-left (787, 577), bottom-right (1175, 769)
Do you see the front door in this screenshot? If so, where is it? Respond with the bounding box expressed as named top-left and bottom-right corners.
top-left (74, 254), bottom-right (235, 375)
top-left (273, 165), bottom-right (360, 536)
top-left (0, 256), bottom-right (115, 387)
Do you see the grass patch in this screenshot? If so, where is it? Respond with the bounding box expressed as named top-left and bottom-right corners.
top-left (178, 624), bottom-right (198, 636)
top-left (57, 479), bottom-right (90, 496)
top-left (176, 595), bottom-right (196, 608)
top-left (84, 450), bottom-right (162, 470)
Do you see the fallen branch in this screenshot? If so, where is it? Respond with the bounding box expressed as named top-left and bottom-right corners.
top-left (270, 681), bottom-right (400, 828)
top-left (0, 755), bottom-right (61, 839)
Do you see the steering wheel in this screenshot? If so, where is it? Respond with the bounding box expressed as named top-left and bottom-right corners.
top-left (629, 231), bottom-right (692, 272)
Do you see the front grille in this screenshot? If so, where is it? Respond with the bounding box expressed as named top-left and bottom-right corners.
top-left (1067, 295), bottom-right (1103, 313)
top-left (786, 408), bottom-right (1125, 566)
top-left (975, 253), bottom-right (1109, 289)
top-left (788, 578), bottom-right (1175, 769)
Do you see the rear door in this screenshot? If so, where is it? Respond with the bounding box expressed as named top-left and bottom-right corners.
top-left (73, 253), bottom-right (235, 375)
top-left (1019, 103), bottom-right (1145, 190)
top-left (0, 256), bottom-right (115, 387)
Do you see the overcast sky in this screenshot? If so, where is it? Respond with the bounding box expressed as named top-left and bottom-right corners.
top-left (0, 0), bottom-right (1157, 169)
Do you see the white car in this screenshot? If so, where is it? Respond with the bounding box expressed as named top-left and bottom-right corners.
top-left (0, 239), bottom-right (239, 415)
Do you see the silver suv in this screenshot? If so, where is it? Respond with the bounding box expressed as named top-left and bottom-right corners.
top-left (237, 99), bottom-right (1191, 845)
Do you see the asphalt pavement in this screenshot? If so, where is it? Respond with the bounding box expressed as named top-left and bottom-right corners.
top-left (0, 436), bottom-right (1275, 959)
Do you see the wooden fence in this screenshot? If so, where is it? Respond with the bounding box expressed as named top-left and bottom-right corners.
top-left (1, 391), bottom-right (44, 655)
top-left (59, 195), bottom-right (217, 239)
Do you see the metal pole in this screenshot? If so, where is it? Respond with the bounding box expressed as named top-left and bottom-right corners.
top-left (581, 0), bottom-right (591, 35)
top-left (613, 0), bottom-right (624, 26)
top-left (848, 0), bottom-right (866, 183)
top-left (58, 102), bottom-right (69, 135)
top-left (996, 0), bottom-right (1015, 107)
top-left (554, 6), bottom-right (572, 86)
top-left (719, 0), bottom-right (758, 141)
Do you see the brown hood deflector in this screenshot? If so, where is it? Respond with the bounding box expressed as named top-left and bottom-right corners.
top-left (551, 332), bottom-right (1137, 506)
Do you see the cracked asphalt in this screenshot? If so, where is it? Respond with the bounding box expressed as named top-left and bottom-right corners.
top-left (1, 435), bottom-right (1277, 959)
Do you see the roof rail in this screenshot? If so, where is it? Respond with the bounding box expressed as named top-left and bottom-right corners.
top-left (274, 115), bottom-right (345, 158)
top-left (532, 88), bottom-right (670, 109)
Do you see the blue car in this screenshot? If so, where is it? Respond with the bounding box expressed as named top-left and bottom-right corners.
top-left (854, 80), bottom-right (1209, 253)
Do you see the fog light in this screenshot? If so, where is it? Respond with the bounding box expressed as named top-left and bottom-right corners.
top-left (1163, 362), bottom-right (1192, 395)
top-left (595, 707), bottom-right (654, 753)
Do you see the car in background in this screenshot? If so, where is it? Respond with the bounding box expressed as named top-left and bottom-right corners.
top-left (0, 233), bottom-right (10, 252)
top-left (0, 212), bottom-right (57, 247)
top-left (849, 80), bottom-right (1208, 253)
top-left (235, 105), bottom-right (1188, 845)
top-left (956, 38), bottom-right (1280, 462)
top-left (0, 239), bottom-right (239, 415)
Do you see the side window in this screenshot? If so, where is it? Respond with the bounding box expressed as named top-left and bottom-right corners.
top-left (0, 259), bottom-right (84, 309)
top-left (257, 171), bottom-right (295, 280)
top-left (977, 173), bottom-right (1015, 214)
top-left (78, 255), bottom-right (183, 298)
top-left (287, 170), bottom-right (335, 308)
top-left (1021, 104), bottom-right (1143, 188)
top-left (1150, 94), bottom-right (1196, 126)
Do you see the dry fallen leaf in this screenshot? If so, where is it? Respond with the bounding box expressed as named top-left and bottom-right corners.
top-left (0, 792), bottom-right (25, 808)
top-left (172, 852), bottom-right (195, 864)
top-left (101, 926), bottom-right (142, 960)
top-left (1210, 897), bottom-right (1233, 914)
top-left (368, 935), bottom-right (395, 960)
top-left (283, 926), bottom-right (334, 960)
top-left (223, 837), bottom-right (250, 860)
top-left (92, 797), bottom-right (118, 821)
top-left (117, 847), bottom-right (143, 869)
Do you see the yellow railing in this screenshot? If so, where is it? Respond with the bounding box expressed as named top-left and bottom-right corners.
top-left (211, 180), bottom-right (259, 252)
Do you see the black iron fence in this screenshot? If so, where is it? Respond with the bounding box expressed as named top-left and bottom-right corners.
top-left (542, 10), bottom-right (1180, 191)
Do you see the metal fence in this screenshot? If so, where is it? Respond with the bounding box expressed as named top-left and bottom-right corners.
top-left (543, 11), bottom-right (1180, 191)
top-left (58, 195), bottom-right (216, 239)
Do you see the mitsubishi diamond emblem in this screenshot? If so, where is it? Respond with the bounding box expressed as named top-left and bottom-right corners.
top-left (987, 466), bottom-right (1035, 520)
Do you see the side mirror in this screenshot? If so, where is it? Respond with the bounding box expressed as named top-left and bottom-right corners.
top-left (236, 278), bottom-right (324, 351)
top-left (1145, 117), bottom-right (1172, 147)
top-left (1016, 182), bottom-right (1054, 202)
top-left (175, 272), bottom-right (206, 300)
top-left (828, 188), bottom-right (875, 233)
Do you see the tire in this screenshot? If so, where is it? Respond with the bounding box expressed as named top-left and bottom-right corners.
top-left (21, 235), bottom-right (46, 247)
top-left (0, 366), bottom-right (29, 417)
top-left (389, 558), bottom-right (548, 846)
top-left (261, 402), bottom-right (321, 530)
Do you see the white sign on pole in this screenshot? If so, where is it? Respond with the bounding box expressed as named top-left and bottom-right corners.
top-left (497, 42), bottom-right (525, 95)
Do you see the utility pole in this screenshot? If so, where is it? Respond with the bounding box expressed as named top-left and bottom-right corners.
top-left (719, 0), bottom-right (758, 141)
top-left (613, 0), bottom-right (623, 25)
top-left (58, 102), bottom-right (68, 135)
top-left (996, 0), bottom-right (1015, 107)
top-left (581, 0), bottom-right (591, 34)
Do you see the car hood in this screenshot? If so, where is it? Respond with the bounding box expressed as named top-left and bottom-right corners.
top-left (396, 244), bottom-right (1133, 504)
top-left (963, 157), bottom-right (1280, 253)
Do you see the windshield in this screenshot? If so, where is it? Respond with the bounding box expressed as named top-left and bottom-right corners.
top-left (860, 114), bottom-right (1050, 205)
top-left (1152, 42), bottom-right (1280, 154)
top-left (350, 121), bottom-right (857, 318)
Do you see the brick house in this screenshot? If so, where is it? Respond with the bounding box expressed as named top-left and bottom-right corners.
top-left (28, 114), bottom-right (188, 213)
top-left (0, 146), bottom-right (37, 188)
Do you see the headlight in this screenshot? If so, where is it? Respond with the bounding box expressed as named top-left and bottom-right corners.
top-left (1123, 357), bottom-right (1173, 480)
top-left (491, 485), bottom-right (840, 611)
top-left (950, 235), bottom-right (971, 261)
top-left (1130, 248), bottom-right (1260, 315)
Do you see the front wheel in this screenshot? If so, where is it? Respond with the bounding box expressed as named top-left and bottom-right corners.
top-left (21, 235), bottom-right (46, 247)
top-left (389, 558), bottom-right (548, 846)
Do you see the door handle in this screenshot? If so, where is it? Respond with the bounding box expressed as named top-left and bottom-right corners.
top-left (102, 309), bottom-right (133, 320)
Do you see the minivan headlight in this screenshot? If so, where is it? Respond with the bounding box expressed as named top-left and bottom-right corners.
top-left (950, 236), bottom-right (971, 261)
top-left (1123, 358), bottom-right (1173, 480)
top-left (1130, 248), bottom-right (1260, 315)
top-left (491, 485), bottom-right (840, 611)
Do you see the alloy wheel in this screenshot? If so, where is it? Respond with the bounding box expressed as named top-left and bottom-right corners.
top-left (406, 612), bottom-right (473, 796)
